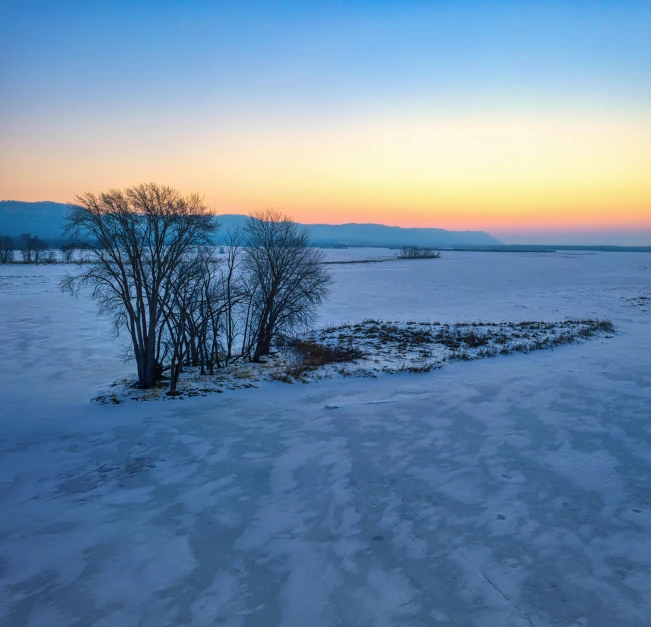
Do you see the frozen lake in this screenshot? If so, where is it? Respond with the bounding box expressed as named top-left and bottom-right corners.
top-left (1, 251), bottom-right (650, 626)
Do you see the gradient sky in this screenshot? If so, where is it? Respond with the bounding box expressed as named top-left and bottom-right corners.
top-left (1, 0), bottom-right (650, 243)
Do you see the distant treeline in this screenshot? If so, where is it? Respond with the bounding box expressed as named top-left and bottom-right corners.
top-left (0, 233), bottom-right (80, 264)
top-left (433, 245), bottom-right (651, 253)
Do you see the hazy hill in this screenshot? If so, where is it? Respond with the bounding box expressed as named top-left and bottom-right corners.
top-left (0, 201), bottom-right (502, 247)
top-left (0, 201), bottom-right (68, 241)
top-left (214, 215), bottom-right (502, 248)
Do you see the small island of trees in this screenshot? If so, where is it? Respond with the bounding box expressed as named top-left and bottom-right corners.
top-left (59, 183), bottom-right (332, 395)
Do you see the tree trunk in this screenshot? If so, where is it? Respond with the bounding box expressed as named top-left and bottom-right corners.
top-left (253, 325), bottom-right (273, 361)
top-left (252, 340), bottom-right (264, 363)
top-left (144, 314), bottom-right (159, 388)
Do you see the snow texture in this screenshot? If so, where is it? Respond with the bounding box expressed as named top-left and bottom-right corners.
top-left (1, 250), bottom-right (650, 627)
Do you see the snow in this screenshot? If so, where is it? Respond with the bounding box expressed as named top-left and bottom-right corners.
top-left (1, 251), bottom-right (650, 626)
top-left (95, 318), bottom-right (615, 402)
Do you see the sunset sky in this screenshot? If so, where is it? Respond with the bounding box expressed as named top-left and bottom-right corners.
top-left (1, 1), bottom-right (650, 244)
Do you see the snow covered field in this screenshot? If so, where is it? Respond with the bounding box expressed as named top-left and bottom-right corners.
top-left (1, 251), bottom-right (650, 627)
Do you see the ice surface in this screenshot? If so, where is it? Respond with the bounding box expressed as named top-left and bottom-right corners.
top-left (1, 251), bottom-right (650, 626)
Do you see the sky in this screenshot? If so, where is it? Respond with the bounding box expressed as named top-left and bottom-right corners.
top-left (0, 0), bottom-right (650, 244)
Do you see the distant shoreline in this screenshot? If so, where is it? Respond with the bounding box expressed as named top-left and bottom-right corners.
top-left (393, 245), bottom-right (651, 254)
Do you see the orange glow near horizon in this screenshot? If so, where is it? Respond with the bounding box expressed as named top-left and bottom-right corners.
top-left (1, 110), bottom-right (650, 236)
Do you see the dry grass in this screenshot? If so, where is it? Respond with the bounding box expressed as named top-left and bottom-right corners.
top-left (283, 339), bottom-right (363, 379)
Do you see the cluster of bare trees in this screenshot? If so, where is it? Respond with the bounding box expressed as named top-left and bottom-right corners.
top-left (0, 234), bottom-right (49, 264)
top-left (398, 246), bottom-right (441, 259)
top-left (0, 234), bottom-right (71, 264)
top-left (20, 234), bottom-right (48, 263)
top-left (61, 183), bottom-right (331, 394)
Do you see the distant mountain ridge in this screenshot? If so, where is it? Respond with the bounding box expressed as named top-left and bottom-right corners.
top-left (0, 201), bottom-right (69, 240)
top-left (0, 201), bottom-right (502, 247)
top-left (215, 214), bottom-right (501, 247)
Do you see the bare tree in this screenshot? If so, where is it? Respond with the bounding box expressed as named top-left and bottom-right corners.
top-left (162, 251), bottom-right (238, 391)
top-left (221, 228), bottom-right (246, 362)
top-left (162, 257), bottom-right (206, 394)
top-left (243, 210), bottom-right (332, 362)
top-left (21, 233), bottom-right (35, 263)
top-left (192, 254), bottom-right (232, 373)
top-left (60, 242), bottom-right (75, 263)
top-left (20, 234), bottom-right (47, 264)
top-left (0, 236), bottom-right (14, 264)
top-left (188, 256), bottom-right (218, 374)
top-left (33, 237), bottom-right (47, 264)
top-left (60, 183), bottom-right (218, 388)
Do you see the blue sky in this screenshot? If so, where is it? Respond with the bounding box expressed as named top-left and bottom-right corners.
top-left (3, 1), bottom-right (650, 115)
top-left (1, 1), bottom-right (650, 243)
